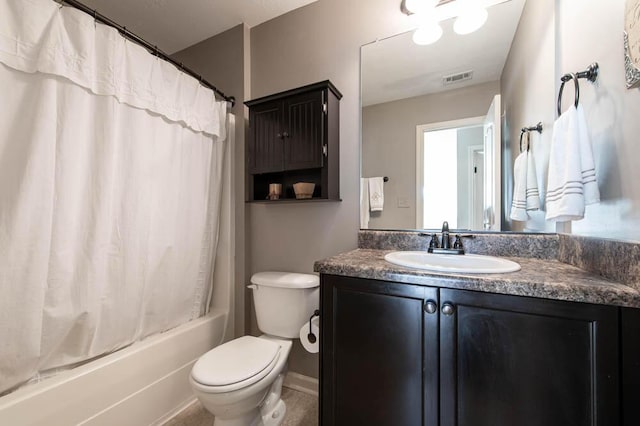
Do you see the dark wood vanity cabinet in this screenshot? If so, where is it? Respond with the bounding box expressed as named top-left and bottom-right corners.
top-left (321, 276), bottom-right (439, 425)
top-left (245, 81), bottom-right (342, 202)
top-left (320, 275), bottom-right (621, 426)
top-left (439, 288), bottom-right (618, 426)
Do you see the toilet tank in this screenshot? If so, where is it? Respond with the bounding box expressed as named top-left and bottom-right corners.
top-left (249, 272), bottom-right (319, 339)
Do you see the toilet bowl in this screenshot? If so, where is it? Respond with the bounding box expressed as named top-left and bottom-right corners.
top-left (189, 272), bottom-right (319, 426)
top-left (190, 335), bottom-right (292, 426)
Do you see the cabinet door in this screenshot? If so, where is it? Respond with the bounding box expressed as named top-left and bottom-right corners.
top-left (283, 90), bottom-right (324, 170)
top-left (439, 288), bottom-right (619, 426)
top-left (248, 100), bottom-right (284, 174)
top-left (321, 275), bottom-right (438, 426)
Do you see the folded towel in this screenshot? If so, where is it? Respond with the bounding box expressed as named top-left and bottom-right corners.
top-left (510, 138), bottom-right (540, 221)
top-left (360, 178), bottom-right (370, 229)
top-left (546, 104), bottom-right (600, 221)
top-left (368, 177), bottom-right (384, 212)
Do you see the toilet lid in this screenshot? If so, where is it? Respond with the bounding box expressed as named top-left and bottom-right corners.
top-left (191, 336), bottom-right (280, 387)
top-left (251, 272), bottom-right (319, 288)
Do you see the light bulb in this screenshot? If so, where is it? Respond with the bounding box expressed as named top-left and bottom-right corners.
top-left (453, 6), bottom-right (488, 35)
top-left (412, 22), bottom-right (443, 45)
top-left (405, 0), bottom-right (439, 15)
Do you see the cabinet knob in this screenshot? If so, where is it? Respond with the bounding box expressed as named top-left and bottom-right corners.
top-left (282, 131), bottom-right (289, 138)
top-left (276, 133), bottom-right (282, 138)
top-left (441, 303), bottom-right (455, 316)
top-left (424, 300), bottom-right (437, 314)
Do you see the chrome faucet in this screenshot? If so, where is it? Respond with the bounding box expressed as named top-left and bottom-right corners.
top-left (441, 221), bottom-right (451, 249)
top-left (427, 221), bottom-right (466, 255)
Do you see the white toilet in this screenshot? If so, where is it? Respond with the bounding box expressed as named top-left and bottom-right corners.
top-left (189, 272), bottom-right (319, 426)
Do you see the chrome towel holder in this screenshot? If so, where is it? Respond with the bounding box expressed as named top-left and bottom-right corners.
top-left (557, 62), bottom-right (599, 116)
top-left (519, 122), bottom-right (543, 152)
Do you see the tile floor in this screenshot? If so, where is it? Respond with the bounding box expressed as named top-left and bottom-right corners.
top-left (164, 387), bottom-right (318, 426)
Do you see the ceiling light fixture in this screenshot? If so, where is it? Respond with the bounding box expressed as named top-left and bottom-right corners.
top-left (401, 0), bottom-right (492, 45)
top-left (403, 0), bottom-right (439, 15)
top-left (412, 21), bottom-right (444, 45)
top-left (453, 4), bottom-right (489, 35)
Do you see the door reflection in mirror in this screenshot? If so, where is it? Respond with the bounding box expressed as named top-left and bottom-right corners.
top-left (413, 94), bottom-right (500, 232)
top-left (418, 124), bottom-right (483, 230)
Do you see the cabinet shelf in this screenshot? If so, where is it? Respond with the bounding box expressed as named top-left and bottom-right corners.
top-left (247, 198), bottom-right (342, 204)
top-left (245, 81), bottom-right (341, 202)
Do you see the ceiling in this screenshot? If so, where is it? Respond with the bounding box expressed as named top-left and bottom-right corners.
top-left (79, 0), bottom-right (318, 54)
top-left (361, 0), bottom-right (526, 106)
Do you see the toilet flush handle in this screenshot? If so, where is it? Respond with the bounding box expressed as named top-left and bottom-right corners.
top-left (247, 284), bottom-right (257, 290)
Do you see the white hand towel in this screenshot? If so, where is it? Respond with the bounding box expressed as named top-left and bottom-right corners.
top-left (546, 105), bottom-right (600, 221)
top-left (510, 151), bottom-right (529, 221)
top-left (576, 104), bottom-right (600, 205)
top-left (526, 149), bottom-right (541, 212)
top-left (510, 146), bottom-right (540, 221)
top-left (368, 177), bottom-right (385, 212)
top-left (360, 178), bottom-right (370, 229)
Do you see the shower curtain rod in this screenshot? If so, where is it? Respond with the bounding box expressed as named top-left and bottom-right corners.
top-left (57, 0), bottom-right (236, 107)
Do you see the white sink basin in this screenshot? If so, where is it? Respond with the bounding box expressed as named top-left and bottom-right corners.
top-left (384, 251), bottom-right (521, 274)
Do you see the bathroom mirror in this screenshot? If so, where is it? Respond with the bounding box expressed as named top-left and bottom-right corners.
top-left (361, 0), bottom-right (556, 232)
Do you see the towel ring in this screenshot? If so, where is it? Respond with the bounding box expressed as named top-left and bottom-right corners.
top-left (557, 73), bottom-right (579, 116)
top-left (519, 131), bottom-right (529, 153)
top-left (519, 122), bottom-right (542, 153)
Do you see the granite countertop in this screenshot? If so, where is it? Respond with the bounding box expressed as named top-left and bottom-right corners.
top-left (314, 248), bottom-right (640, 308)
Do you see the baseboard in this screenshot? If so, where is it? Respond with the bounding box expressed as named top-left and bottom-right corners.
top-left (283, 372), bottom-right (318, 397)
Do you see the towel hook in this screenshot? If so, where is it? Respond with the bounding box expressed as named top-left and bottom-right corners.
top-left (557, 73), bottom-right (579, 117)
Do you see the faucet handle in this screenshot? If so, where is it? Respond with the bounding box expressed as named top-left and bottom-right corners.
top-left (429, 233), bottom-right (440, 249)
top-left (453, 235), bottom-right (462, 250)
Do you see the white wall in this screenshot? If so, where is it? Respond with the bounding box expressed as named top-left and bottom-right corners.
top-left (503, 0), bottom-right (640, 240)
top-left (557, 0), bottom-right (640, 242)
top-left (500, 0), bottom-right (556, 232)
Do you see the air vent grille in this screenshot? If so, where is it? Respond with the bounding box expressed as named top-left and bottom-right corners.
top-left (443, 70), bottom-right (473, 86)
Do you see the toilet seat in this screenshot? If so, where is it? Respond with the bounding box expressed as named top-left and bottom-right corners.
top-left (191, 336), bottom-right (281, 393)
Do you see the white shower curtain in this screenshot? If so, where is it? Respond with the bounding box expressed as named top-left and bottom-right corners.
top-left (0, 0), bottom-right (228, 394)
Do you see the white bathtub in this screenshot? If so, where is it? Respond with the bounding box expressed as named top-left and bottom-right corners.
top-left (0, 310), bottom-right (228, 426)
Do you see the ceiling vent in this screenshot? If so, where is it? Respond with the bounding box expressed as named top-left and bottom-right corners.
top-left (443, 70), bottom-right (473, 86)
